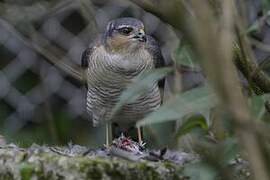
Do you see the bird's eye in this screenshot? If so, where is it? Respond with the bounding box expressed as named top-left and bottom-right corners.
top-left (118, 27), bottom-right (133, 35)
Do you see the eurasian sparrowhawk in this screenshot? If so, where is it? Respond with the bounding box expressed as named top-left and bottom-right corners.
top-left (81, 17), bottom-right (164, 144)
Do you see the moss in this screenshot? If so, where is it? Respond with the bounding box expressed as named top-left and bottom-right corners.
top-left (0, 145), bottom-right (250, 180)
top-left (77, 157), bottom-right (123, 179)
top-left (0, 172), bottom-right (14, 180)
top-left (19, 163), bottom-right (35, 180)
top-left (82, 160), bottom-right (104, 179)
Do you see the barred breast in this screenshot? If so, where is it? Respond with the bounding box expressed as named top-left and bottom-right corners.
top-left (86, 46), bottom-right (161, 127)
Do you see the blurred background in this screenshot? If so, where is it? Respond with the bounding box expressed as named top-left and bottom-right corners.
top-left (0, 0), bottom-right (186, 147)
top-left (0, 0), bottom-right (269, 149)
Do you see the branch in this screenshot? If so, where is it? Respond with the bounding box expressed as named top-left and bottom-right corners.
top-left (127, 0), bottom-right (186, 32)
top-left (234, 29), bottom-right (270, 94)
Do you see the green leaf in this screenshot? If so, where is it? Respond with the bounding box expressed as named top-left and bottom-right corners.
top-left (110, 67), bottom-right (172, 118)
top-left (183, 162), bottom-right (217, 180)
top-left (173, 41), bottom-right (200, 69)
top-left (221, 138), bottom-right (238, 165)
top-left (175, 114), bottom-right (208, 138)
top-left (246, 20), bottom-right (260, 34)
top-left (137, 85), bottom-right (219, 126)
top-left (248, 94), bottom-right (270, 121)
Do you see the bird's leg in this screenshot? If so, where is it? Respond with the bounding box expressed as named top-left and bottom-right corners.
top-left (137, 126), bottom-right (142, 145)
top-left (105, 123), bottom-right (112, 148)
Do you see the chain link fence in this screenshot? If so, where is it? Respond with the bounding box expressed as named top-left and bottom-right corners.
top-left (0, 0), bottom-right (178, 146)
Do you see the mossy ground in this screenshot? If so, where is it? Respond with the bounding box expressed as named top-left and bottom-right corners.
top-left (0, 145), bottom-right (186, 180)
top-left (0, 144), bottom-right (250, 180)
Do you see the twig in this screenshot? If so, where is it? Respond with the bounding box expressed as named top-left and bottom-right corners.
top-left (0, 18), bottom-right (84, 82)
top-left (127, 0), bottom-right (186, 33)
top-left (233, 42), bottom-right (267, 94)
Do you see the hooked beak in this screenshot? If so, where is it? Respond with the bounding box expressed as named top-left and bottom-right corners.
top-left (132, 29), bottom-right (146, 42)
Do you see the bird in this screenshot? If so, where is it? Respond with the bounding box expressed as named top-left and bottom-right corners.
top-left (81, 17), bottom-right (165, 146)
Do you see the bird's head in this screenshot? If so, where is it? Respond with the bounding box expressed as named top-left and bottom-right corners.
top-left (104, 17), bottom-right (146, 53)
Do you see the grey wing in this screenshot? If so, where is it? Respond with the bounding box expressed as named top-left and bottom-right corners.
top-left (81, 47), bottom-right (94, 89)
top-left (81, 38), bottom-right (101, 88)
top-left (146, 35), bottom-right (166, 92)
top-left (81, 39), bottom-right (101, 125)
top-left (146, 35), bottom-right (165, 69)
top-left (81, 47), bottom-right (92, 70)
